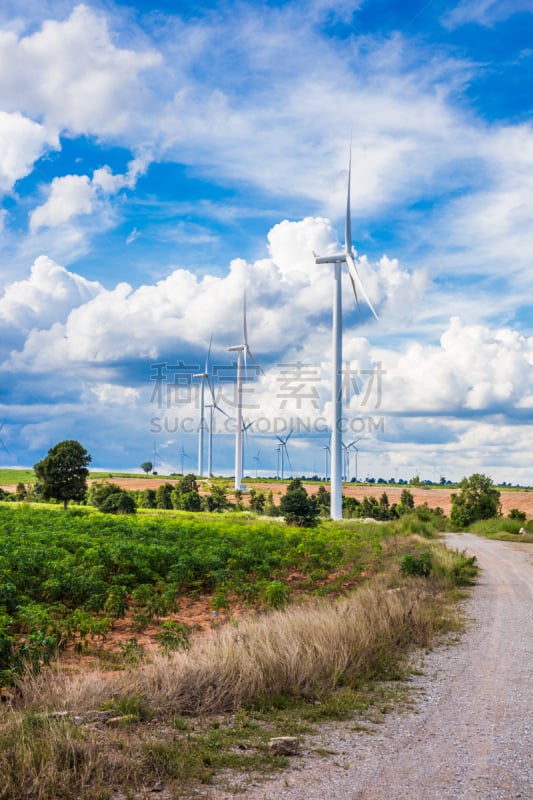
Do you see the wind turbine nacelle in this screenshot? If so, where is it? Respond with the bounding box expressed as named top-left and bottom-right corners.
top-left (315, 253), bottom-right (347, 264)
top-left (228, 345), bottom-right (245, 352)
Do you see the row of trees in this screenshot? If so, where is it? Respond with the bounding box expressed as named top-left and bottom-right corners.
top-left (2, 440), bottom-right (511, 528)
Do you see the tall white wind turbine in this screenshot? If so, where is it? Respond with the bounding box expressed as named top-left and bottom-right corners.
top-left (314, 147), bottom-right (378, 519)
top-left (275, 429), bottom-right (293, 481)
top-left (228, 287), bottom-right (261, 490)
top-left (193, 339), bottom-right (210, 477)
top-left (196, 336), bottom-right (229, 478)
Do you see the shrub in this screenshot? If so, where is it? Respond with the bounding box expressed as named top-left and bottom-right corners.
top-left (400, 551), bottom-right (433, 578)
top-left (450, 473), bottom-right (501, 528)
top-left (508, 508), bottom-right (526, 522)
top-left (99, 491), bottom-right (136, 515)
top-left (280, 479), bottom-right (319, 527)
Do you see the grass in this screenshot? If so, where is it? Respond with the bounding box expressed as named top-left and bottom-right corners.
top-left (467, 517), bottom-right (533, 543)
top-left (0, 536), bottom-right (475, 799)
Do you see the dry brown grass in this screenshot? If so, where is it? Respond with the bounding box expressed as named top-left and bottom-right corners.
top-left (19, 570), bottom-right (449, 717)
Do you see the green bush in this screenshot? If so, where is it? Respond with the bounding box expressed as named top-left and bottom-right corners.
top-left (450, 473), bottom-right (501, 528)
top-left (400, 551), bottom-right (433, 578)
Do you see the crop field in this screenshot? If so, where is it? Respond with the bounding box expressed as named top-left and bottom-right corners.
top-left (0, 503), bottom-right (402, 682)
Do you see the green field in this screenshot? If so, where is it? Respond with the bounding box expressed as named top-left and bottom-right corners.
top-left (0, 503), bottom-right (397, 682)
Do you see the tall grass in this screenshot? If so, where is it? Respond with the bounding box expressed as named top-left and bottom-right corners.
top-left (1, 541), bottom-right (473, 799)
top-left (20, 553), bottom-right (464, 717)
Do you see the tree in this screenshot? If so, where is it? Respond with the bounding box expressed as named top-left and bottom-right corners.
top-left (203, 483), bottom-right (229, 512)
top-left (34, 440), bottom-right (91, 509)
top-left (249, 489), bottom-right (266, 514)
top-left (450, 473), bottom-right (501, 528)
top-left (99, 491), bottom-right (136, 514)
top-left (140, 461), bottom-right (153, 474)
top-left (398, 488), bottom-right (415, 515)
top-left (279, 478), bottom-right (319, 527)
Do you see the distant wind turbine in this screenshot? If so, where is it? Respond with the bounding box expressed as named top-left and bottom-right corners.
top-left (228, 285), bottom-right (262, 490)
top-left (152, 441), bottom-right (161, 474)
top-left (179, 444), bottom-right (191, 475)
top-left (0, 421), bottom-right (9, 454)
top-left (253, 449), bottom-right (262, 479)
top-left (275, 429), bottom-right (293, 481)
top-left (322, 444), bottom-right (330, 481)
top-left (194, 336), bottom-right (228, 477)
top-left (314, 146), bottom-right (378, 519)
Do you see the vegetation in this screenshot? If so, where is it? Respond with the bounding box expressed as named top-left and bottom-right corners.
top-left (33, 441), bottom-right (91, 510)
top-left (0, 489), bottom-right (482, 799)
top-left (279, 478), bottom-right (319, 527)
top-left (450, 473), bottom-right (501, 528)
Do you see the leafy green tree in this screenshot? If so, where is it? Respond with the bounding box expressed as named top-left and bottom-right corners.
top-left (140, 461), bottom-right (153, 474)
top-left (450, 473), bottom-right (501, 528)
top-left (279, 479), bottom-right (319, 527)
top-left (34, 440), bottom-right (91, 509)
top-left (177, 491), bottom-right (202, 511)
top-left (88, 481), bottom-right (122, 508)
top-left (398, 488), bottom-right (415, 515)
top-left (316, 485), bottom-right (331, 515)
top-left (99, 491), bottom-right (136, 515)
top-left (155, 483), bottom-right (173, 509)
top-left (249, 489), bottom-right (266, 514)
top-left (203, 483), bottom-right (229, 512)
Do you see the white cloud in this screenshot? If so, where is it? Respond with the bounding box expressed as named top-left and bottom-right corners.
top-left (443, 0), bottom-right (533, 28)
top-left (30, 157), bottom-right (148, 231)
top-left (0, 5), bottom-right (161, 137)
top-left (3, 218), bottom-right (421, 371)
top-left (383, 317), bottom-right (533, 415)
top-left (0, 255), bottom-right (102, 331)
top-left (30, 174), bottom-right (95, 230)
top-left (0, 110), bottom-right (58, 191)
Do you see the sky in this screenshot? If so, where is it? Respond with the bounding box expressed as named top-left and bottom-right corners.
top-left (0, 0), bottom-right (532, 485)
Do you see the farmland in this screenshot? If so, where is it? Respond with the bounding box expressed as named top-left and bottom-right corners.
top-left (0, 496), bottom-right (488, 799)
top-left (0, 503), bottom-right (410, 682)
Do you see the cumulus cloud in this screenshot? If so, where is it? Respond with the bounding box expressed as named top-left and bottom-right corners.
top-left (3, 218), bottom-right (421, 373)
top-left (0, 110), bottom-right (58, 191)
top-left (383, 317), bottom-right (533, 416)
top-left (0, 254), bottom-right (102, 332)
top-left (0, 5), bottom-right (161, 137)
top-left (30, 157), bottom-right (148, 231)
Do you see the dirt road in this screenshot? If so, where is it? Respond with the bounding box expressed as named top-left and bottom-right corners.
top-left (213, 534), bottom-right (533, 799)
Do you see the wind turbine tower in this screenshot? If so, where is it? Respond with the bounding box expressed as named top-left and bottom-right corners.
top-left (275, 429), bottom-right (293, 481)
top-left (228, 287), bottom-right (261, 490)
top-left (314, 148), bottom-right (378, 519)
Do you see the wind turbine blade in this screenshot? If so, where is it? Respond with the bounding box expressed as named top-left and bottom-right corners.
top-left (346, 256), bottom-right (361, 311)
top-left (205, 333), bottom-right (213, 373)
top-left (243, 285), bottom-right (248, 347)
top-left (345, 143), bottom-right (352, 256)
top-left (346, 254), bottom-right (379, 321)
top-left (285, 449), bottom-right (294, 477)
top-left (246, 347), bottom-right (265, 377)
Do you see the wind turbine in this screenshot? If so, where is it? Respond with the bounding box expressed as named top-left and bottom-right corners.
top-left (275, 445), bottom-right (281, 479)
top-left (253, 449), bottom-right (262, 479)
top-left (275, 429), bottom-right (293, 481)
top-left (152, 441), bottom-right (161, 474)
top-left (344, 438), bottom-right (362, 482)
top-left (322, 444), bottom-right (330, 481)
top-left (194, 337), bottom-right (228, 478)
top-left (314, 146), bottom-right (378, 519)
top-left (0, 421), bottom-right (9, 454)
top-left (228, 286), bottom-right (262, 490)
top-left (179, 444), bottom-right (191, 475)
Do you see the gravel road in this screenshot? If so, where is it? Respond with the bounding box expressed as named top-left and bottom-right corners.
top-left (212, 533), bottom-right (533, 800)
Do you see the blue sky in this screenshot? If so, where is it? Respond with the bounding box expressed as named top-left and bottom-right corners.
top-left (0, 0), bottom-right (531, 484)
